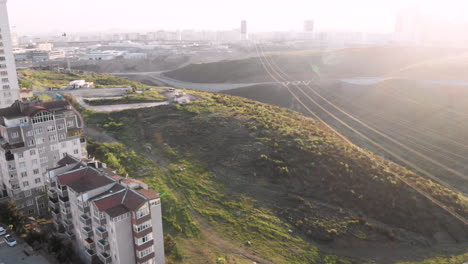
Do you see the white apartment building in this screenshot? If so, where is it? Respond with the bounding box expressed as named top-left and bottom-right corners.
top-left (0, 99), bottom-right (87, 216)
top-left (0, 0), bottom-right (20, 108)
top-left (48, 156), bottom-right (165, 264)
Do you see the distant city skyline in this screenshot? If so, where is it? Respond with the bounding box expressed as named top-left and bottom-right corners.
top-left (7, 0), bottom-right (468, 35)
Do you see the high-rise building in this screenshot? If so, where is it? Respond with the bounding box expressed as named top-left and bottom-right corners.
top-left (0, 99), bottom-right (87, 216)
top-left (241, 20), bottom-right (248, 40)
top-left (48, 156), bottom-right (165, 264)
top-left (304, 20), bottom-right (314, 32)
top-left (0, 0), bottom-right (20, 108)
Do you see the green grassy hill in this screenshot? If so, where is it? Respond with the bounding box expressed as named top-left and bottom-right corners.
top-left (20, 71), bottom-right (467, 263)
top-left (163, 47), bottom-right (468, 83)
top-left (73, 92), bottom-right (467, 264)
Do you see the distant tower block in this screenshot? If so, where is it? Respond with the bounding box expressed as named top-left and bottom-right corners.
top-left (303, 20), bottom-right (314, 40)
top-left (0, 0), bottom-right (20, 107)
top-left (241, 20), bottom-right (248, 40)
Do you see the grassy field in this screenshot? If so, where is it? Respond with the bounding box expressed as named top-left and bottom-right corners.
top-left (18, 69), bottom-right (152, 89)
top-left (67, 86), bottom-right (468, 263)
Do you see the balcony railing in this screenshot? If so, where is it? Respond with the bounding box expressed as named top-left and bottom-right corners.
top-left (84, 238), bottom-right (96, 250)
top-left (77, 203), bottom-right (90, 213)
top-left (97, 239), bottom-right (110, 252)
top-left (80, 214), bottom-right (91, 226)
top-left (95, 226), bottom-right (108, 239)
top-left (48, 189), bottom-right (58, 200)
top-left (82, 226), bottom-right (93, 238)
top-left (61, 210), bottom-right (72, 219)
top-left (59, 198), bottom-right (70, 208)
top-left (48, 200), bottom-right (58, 210)
top-left (98, 252), bottom-right (112, 264)
top-left (65, 231), bottom-right (74, 239)
top-left (93, 215), bottom-right (106, 226)
top-left (51, 210), bottom-right (61, 221)
top-left (58, 187), bottom-right (68, 198)
top-left (62, 219), bottom-right (73, 231)
top-left (85, 249), bottom-right (96, 260)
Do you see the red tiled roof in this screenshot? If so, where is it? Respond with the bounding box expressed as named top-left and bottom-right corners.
top-left (93, 188), bottom-right (148, 217)
top-left (57, 167), bottom-right (115, 193)
top-left (135, 188), bottom-right (159, 199)
top-left (57, 154), bottom-right (80, 168)
top-left (23, 106), bottom-right (48, 117)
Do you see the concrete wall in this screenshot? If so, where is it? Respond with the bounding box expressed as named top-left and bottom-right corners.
top-left (151, 199), bottom-right (165, 264)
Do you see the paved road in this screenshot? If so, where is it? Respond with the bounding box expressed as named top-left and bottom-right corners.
top-left (0, 237), bottom-right (49, 264)
top-left (115, 72), bottom-right (277, 92)
top-left (73, 96), bottom-right (170, 112)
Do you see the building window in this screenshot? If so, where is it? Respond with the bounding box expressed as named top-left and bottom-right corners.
top-left (20, 172), bottom-right (27, 178)
top-left (49, 135), bottom-right (57, 142)
top-left (57, 124), bottom-right (65, 130)
top-left (38, 147), bottom-right (46, 154)
top-left (39, 203), bottom-right (44, 209)
top-left (11, 131), bottom-right (18, 138)
top-left (30, 149), bottom-right (36, 155)
top-left (26, 200), bottom-right (33, 206)
top-left (25, 190), bottom-right (32, 197)
top-left (40, 156), bottom-right (48, 164)
top-left (137, 207), bottom-right (149, 219)
top-left (19, 162), bottom-right (26, 169)
top-left (47, 125), bottom-right (56, 132)
top-left (59, 133), bottom-right (65, 140)
top-left (32, 159), bottom-right (38, 165)
top-left (26, 131), bottom-right (33, 137)
top-left (61, 142), bottom-right (67, 148)
top-left (73, 149), bottom-right (79, 155)
top-left (67, 120), bottom-right (74, 128)
top-left (18, 153), bottom-right (23, 158)
top-left (150, 199), bottom-right (160, 206)
top-left (33, 169), bottom-right (39, 175)
top-left (23, 181), bottom-right (29, 187)
top-left (137, 246), bottom-right (154, 258)
top-left (35, 178), bottom-right (41, 184)
top-left (134, 221), bottom-right (152, 233)
top-left (135, 233), bottom-right (153, 246)
top-left (28, 209), bottom-right (35, 215)
top-left (12, 184), bottom-right (19, 190)
top-left (35, 127), bottom-right (43, 134)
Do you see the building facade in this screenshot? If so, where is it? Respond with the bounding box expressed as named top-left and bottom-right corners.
top-left (48, 156), bottom-right (165, 264)
top-left (0, 0), bottom-right (20, 108)
top-left (0, 99), bottom-right (87, 216)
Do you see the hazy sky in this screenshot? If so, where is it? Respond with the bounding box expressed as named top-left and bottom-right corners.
top-left (6, 0), bottom-right (468, 35)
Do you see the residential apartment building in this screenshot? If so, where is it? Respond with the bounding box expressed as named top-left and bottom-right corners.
top-left (0, 99), bottom-right (87, 216)
top-left (0, 0), bottom-right (20, 108)
top-left (48, 155), bottom-right (165, 264)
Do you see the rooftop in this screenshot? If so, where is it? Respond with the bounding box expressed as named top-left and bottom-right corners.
top-left (57, 167), bottom-right (115, 193)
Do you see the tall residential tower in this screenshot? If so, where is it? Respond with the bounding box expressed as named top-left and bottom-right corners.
top-left (0, 0), bottom-right (20, 107)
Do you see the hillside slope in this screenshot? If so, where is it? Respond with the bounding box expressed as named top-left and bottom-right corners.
top-left (163, 46), bottom-right (468, 83)
top-left (74, 91), bottom-right (468, 263)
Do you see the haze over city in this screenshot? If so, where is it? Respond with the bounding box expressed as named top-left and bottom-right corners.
top-left (8, 0), bottom-right (468, 34)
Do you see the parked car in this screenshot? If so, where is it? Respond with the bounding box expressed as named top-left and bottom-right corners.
top-left (3, 234), bottom-right (17, 247)
top-left (0, 227), bottom-right (5, 236)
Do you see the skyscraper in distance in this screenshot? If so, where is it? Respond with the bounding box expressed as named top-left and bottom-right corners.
top-left (0, 0), bottom-right (20, 108)
top-left (241, 20), bottom-right (248, 40)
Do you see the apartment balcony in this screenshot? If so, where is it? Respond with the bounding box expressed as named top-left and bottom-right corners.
top-left (62, 219), bottom-right (74, 231)
top-left (61, 210), bottom-right (72, 219)
top-left (48, 189), bottom-right (58, 200)
top-left (77, 202), bottom-right (90, 214)
top-left (97, 239), bottom-right (110, 252)
top-left (57, 187), bottom-right (68, 198)
top-left (95, 226), bottom-right (108, 240)
top-left (59, 197), bottom-right (70, 208)
top-left (67, 128), bottom-right (83, 137)
top-left (80, 214), bottom-right (91, 226)
top-left (84, 237), bottom-right (96, 250)
top-left (53, 220), bottom-right (63, 232)
top-left (93, 215), bottom-right (106, 226)
top-left (81, 226), bottom-right (93, 238)
top-left (51, 210), bottom-right (61, 221)
top-left (65, 231), bottom-right (74, 239)
top-left (85, 249), bottom-right (96, 261)
top-left (48, 199), bottom-right (59, 210)
top-left (98, 252), bottom-right (112, 264)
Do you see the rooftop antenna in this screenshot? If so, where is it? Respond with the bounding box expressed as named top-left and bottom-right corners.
top-left (61, 32), bottom-right (71, 72)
